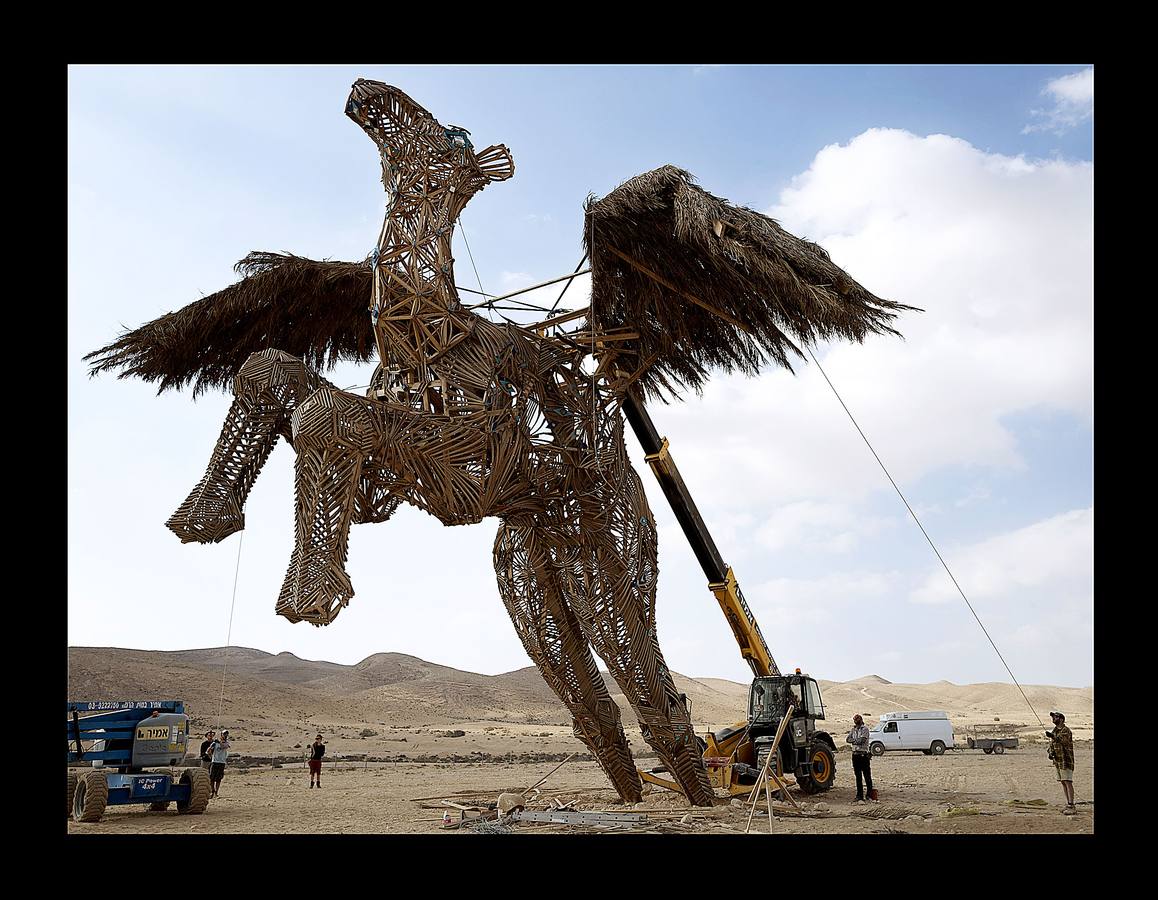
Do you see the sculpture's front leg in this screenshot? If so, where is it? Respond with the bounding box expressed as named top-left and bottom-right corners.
top-left (167, 350), bottom-right (328, 544)
top-left (276, 387), bottom-right (381, 626)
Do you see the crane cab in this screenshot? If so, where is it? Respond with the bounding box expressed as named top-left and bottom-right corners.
top-left (748, 673), bottom-right (826, 724)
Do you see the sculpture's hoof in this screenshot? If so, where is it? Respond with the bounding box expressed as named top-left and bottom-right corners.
top-left (166, 493), bottom-right (245, 544)
top-left (275, 565), bottom-right (353, 626)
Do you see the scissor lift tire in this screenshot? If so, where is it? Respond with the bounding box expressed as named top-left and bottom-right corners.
top-left (67, 771), bottom-right (78, 818)
top-left (73, 770), bottom-right (109, 823)
top-left (177, 767), bottom-right (210, 815)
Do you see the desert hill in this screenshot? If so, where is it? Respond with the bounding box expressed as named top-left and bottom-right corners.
top-left (850, 674), bottom-right (892, 685)
top-left (67, 647), bottom-right (1092, 762)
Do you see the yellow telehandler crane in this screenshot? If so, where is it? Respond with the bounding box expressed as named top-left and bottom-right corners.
top-left (623, 391), bottom-right (837, 796)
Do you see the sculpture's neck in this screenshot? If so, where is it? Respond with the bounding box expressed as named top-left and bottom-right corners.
top-left (371, 178), bottom-right (475, 370)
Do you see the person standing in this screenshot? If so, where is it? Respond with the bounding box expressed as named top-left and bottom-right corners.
top-left (309, 734), bottom-right (326, 788)
top-left (199, 730), bottom-right (216, 770)
top-left (1047, 711), bottom-right (1076, 814)
top-left (846, 714), bottom-right (875, 802)
top-left (208, 729), bottom-right (231, 798)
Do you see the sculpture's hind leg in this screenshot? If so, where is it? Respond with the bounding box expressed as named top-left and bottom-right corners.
top-left (559, 467), bottom-right (716, 806)
top-left (494, 521), bottom-right (643, 803)
top-left (167, 350), bottom-right (329, 544)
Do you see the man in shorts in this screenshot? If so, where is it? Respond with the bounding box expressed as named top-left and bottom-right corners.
top-left (309, 734), bottom-right (326, 788)
top-left (209, 729), bottom-right (231, 798)
top-left (1046, 711), bottom-right (1075, 814)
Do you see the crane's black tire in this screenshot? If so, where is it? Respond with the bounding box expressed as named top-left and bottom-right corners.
top-left (930, 741), bottom-right (946, 756)
top-left (177, 767), bottom-right (211, 814)
top-left (149, 801), bottom-right (171, 811)
top-left (796, 743), bottom-right (836, 794)
top-left (73, 771), bottom-right (109, 823)
top-left (993, 743), bottom-right (1005, 755)
top-left (67, 772), bottom-right (79, 818)
top-left (983, 747), bottom-right (993, 754)
top-left (870, 742), bottom-right (885, 757)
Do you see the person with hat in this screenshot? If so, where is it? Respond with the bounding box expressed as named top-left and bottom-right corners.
top-left (208, 729), bottom-right (232, 798)
top-left (1046, 711), bottom-right (1075, 814)
top-left (846, 714), bottom-right (875, 802)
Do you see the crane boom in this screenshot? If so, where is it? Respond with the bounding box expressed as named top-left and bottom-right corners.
top-left (621, 391), bottom-right (778, 678)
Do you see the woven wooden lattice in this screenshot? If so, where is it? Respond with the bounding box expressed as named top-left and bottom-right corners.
top-left (89, 81), bottom-right (908, 807)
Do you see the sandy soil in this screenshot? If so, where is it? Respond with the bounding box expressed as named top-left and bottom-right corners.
top-left (67, 740), bottom-right (1092, 835)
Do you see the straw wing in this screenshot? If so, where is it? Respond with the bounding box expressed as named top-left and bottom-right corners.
top-left (84, 252), bottom-right (377, 397)
top-left (585, 166), bottom-right (917, 400)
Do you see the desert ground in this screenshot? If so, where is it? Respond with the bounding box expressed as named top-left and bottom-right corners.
top-left (66, 647), bottom-right (1093, 834)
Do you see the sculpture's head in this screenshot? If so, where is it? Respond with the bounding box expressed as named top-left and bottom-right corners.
top-left (345, 79), bottom-right (514, 203)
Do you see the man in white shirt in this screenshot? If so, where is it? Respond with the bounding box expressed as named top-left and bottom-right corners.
top-left (208, 729), bottom-right (232, 798)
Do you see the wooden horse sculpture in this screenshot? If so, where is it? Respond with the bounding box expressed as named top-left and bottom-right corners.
top-left (88, 80), bottom-right (911, 806)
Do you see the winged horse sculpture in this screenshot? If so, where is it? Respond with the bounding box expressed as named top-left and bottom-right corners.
top-left (87, 80), bottom-right (911, 805)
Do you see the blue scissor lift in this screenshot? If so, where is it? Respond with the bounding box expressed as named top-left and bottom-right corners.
top-left (67, 700), bottom-right (211, 823)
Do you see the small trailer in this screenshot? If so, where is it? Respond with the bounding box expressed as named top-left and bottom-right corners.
top-left (966, 724), bottom-right (1019, 755)
top-left (67, 700), bottom-right (210, 822)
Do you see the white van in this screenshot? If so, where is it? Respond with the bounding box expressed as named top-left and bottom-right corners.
top-left (868, 711), bottom-right (954, 756)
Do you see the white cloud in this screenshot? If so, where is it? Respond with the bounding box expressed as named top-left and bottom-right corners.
top-left (645, 128), bottom-right (1092, 528)
top-left (910, 507), bottom-right (1092, 605)
top-left (755, 500), bottom-right (894, 554)
top-left (752, 570), bottom-right (903, 611)
top-left (955, 484), bottom-right (991, 508)
top-left (1023, 67), bottom-right (1093, 135)
top-left (499, 271), bottom-right (535, 290)
top-left (731, 569), bottom-right (909, 679)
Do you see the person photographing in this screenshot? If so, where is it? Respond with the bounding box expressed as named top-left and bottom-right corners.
top-left (846, 714), bottom-right (875, 802)
top-left (309, 734), bottom-right (326, 789)
top-left (208, 729), bottom-right (231, 798)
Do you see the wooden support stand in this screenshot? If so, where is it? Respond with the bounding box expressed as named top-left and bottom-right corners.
top-left (745, 704), bottom-right (801, 833)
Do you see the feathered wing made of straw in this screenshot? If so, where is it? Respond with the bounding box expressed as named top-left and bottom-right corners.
top-left (86, 166), bottom-right (916, 399)
top-left (84, 252), bottom-right (378, 397)
top-left (584, 166), bottom-right (918, 401)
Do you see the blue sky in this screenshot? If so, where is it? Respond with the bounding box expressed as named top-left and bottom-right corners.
top-left (68, 65), bottom-right (1093, 688)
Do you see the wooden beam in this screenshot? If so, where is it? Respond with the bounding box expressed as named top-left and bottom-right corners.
top-left (464, 269), bottom-right (592, 308)
top-left (534, 306), bottom-right (590, 333)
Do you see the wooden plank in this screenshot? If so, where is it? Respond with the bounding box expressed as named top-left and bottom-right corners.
top-left (522, 751), bottom-right (578, 795)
